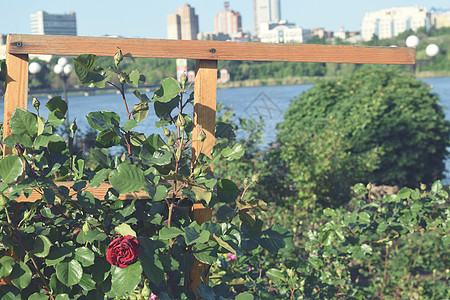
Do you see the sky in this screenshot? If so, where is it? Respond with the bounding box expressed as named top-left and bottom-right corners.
top-left (1, 1), bottom-right (449, 38)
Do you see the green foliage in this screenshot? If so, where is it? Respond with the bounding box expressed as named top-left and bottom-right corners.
top-left (0, 51), bottom-right (288, 299)
top-left (277, 67), bottom-right (450, 205)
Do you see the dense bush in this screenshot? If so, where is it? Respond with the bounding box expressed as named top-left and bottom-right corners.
top-left (277, 67), bottom-right (450, 205)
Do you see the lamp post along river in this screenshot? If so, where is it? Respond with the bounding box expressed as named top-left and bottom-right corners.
top-left (54, 57), bottom-right (73, 129)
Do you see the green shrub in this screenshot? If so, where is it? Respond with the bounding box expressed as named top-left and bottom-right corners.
top-left (277, 67), bottom-right (450, 206)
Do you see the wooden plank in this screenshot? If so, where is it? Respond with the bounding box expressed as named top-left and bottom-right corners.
top-left (188, 203), bottom-right (213, 296)
top-left (190, 60), bottom-right (217, 296)
top-left (7, 34), bottom-right (415, 65)
top-left (192, 60), bottom-right (218, 160)
top-left (3, 36), bottom-right (29, 155)
top-left (12, 182), bottom-right (149, 202)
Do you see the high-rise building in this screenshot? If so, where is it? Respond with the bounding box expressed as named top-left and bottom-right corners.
top-left (167, 4), bottom-right (199, 40)
top-left (253, 0), bottom-right (281, 36)
top-left (215, 2), bottom-right (242, 35)
top-left (361, 7), bottom-right (431, 41)
top-left (30, 10), bottom-right (77, 36)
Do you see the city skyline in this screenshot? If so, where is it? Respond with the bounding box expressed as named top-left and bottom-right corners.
top-left (0, 1), bottom-right (449, 39)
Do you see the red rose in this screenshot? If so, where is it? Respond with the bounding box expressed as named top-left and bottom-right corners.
top-left (106, 235), bottom-right (140, 268)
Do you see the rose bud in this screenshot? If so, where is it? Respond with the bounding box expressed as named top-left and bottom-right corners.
top-left (70, 120), bottom-right (78, 135)
top-left (180, 72), bottom-right (187, 87)
top-left (162, 127), bottom-right (171, 137)
top-left (114, 48), bottom-right (123, 67)
top-left (82, 222), bottom-right (90, 233)
top-left (176, 114), bottom-right (186, 127)
top-left (199, 129), bottom-right (207, 142)
top-left (106, 235), bottom-right (140, 268)
top-left (32, 97), bottom-right (40, 110)
top-left (73, 229), bottom-right (81, 237)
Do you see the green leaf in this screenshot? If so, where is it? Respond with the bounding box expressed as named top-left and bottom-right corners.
top-left (216, 205), bottom-right (237, 222)
top-left (140, 147), bottom-right (173, 166)
top-left (159, 227), bottom-right (183, 239)
top-left (45, 96), bottom-right (67, 115)
top-left (89, 168), bottom-right (111, 188)
top-left (358, 211), bottom-right (371, 224)
top-left (75, 228), bottom-right (107, 244)
top-left (0, 155), bottom-right (23, 184)
top-left (77, 273), bottom-right (96, 291)
top-left (86, 111), bottom-right (120, 132)
top-left (127, 70), bottom-right (141, 88)
top-left (235, 293), bottom-right (255, 300)
top-left (221, 143), bottom-right (245, 160)
top-left (266, 268), bottom-right (284, 284)
top-left (56, 260), bottom-right (83, 287)
top-left (321, 231), bottom-right (335, 247)
top-left (74, 247), bottom-right (95, 267)
top-left (153, 78), bottom-right (182, 103)
top-left (259, 225), bottom-right (294, 254)
top-left (431, 180), bottom-right (443, 194)
top-left (397, 187), bottom-right (411, 200)
top-left (110, 262), bottom-right (142, 298)
top-left (109, 163), bottom-right (146, 194)
top-left (33, 235), bottom-right (52, 258)
top-left (55, 294), bottom-right (70, 300)
top-left (217, 179), bottom-right (240, 203)
top-left (95, 129), bottom-right (121, 148)
top-left (323, 208), bottom-right (336, 217)
top-left (73, 54), bottom-right (110, 88)
top-left (139, 251), bottom-right (165, 286)
top-left (34, 133), bottom-right (65, 148)
top-left (237, 199), bottom-right (269, 211)
top-left (197, 284), bottom-right (216, 299)
top-left (191, 185), bottom-right (212, 204)
top-left (133, 90), bottom-right (150, 103)
top-left (9, 261), bottom-right (32, 290)
top-left (184, 226), bottom-right (210, 246)
top-left (154, 95), bottom-right (179, 120)
top-left (122, 119), bottom-right (138, 131)
top-left (9, 108), bottom-right (38, 137)
top-left (115, 223), bottom-right (137, 237)
top-left (46, 248), bottom-right (73, 266)
top-left (3, 134), bottom-right (33, 148)
top-left (193, 242), bottom-right (219, 264)
top-left (132, 103), bottom-right (149, 123)
top-left (28, 293), bottom-right (49, 300)
top-left (0, 285), bottom-right (21, 300)
top-left (90, 149), bottom-right (111, 169)
top-left (0, 256), bottom-right (15, 278)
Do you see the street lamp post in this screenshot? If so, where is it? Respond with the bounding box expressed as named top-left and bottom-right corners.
top-left (406, 35), bottom-right (440, 74)
top-left (54, 57), bottom-right (73, 129)
top-left (29, 62), bottom-right (42, 91)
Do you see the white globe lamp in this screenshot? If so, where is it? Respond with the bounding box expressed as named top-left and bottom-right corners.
top-left (53, 64), bottom-right (63, 74)
top-left (57, 57), bottom-right (68, 67)
top-left (425, 44), bottom-right (439, 57)
top-left (406, 35), bottom-right (420, 48)
top-left (29, 62), bottom-right (41, 74)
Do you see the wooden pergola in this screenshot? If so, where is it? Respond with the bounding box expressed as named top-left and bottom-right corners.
top-left (1, 34), bottom-right (415, 295)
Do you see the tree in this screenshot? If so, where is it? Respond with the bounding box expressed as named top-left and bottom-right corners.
top-left (276, 67), bottom-right (450, 206)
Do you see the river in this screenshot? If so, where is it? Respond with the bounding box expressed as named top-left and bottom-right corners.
top-left (1, 76), bottom-right (450, 181)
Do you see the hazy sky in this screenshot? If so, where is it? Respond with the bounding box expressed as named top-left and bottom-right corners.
top-left (1, 1), bottom-right (449, 38)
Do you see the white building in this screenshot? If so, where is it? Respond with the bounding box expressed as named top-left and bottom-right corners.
top-left (30, 11), bottom-right (77, 36)
top-left (259, 21), bottom-right (311, 44)
top-left (167, 4), bottom-right (199, 40)
top-left (254, 0), bottom-right (281, 36)
top-left (361, 6), bottom-right (431, 41)
top-left (431, 9), bottom-right (450, 29)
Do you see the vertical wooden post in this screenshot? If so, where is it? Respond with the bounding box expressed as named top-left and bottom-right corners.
top-left (3, 35), bottom-right (29, 155)
top-left (190, 59), bottom-right (217, 296)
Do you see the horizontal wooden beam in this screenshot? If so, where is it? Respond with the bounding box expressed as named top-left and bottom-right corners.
top-left (7, 34), bottom-right (415, 65)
